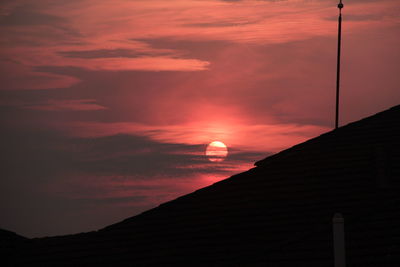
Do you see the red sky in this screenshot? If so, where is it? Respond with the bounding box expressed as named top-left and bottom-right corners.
top-left (1, 0), bottom-right (399, 238)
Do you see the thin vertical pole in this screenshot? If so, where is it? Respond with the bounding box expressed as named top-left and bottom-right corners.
top-left (335, 1), bottom-right (343, 129)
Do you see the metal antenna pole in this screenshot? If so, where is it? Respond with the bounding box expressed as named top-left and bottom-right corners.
top-left (335, 0), bottom-right (343, 129)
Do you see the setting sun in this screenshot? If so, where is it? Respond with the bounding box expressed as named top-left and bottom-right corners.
top-left (206, 141), bottom-right (228, 162)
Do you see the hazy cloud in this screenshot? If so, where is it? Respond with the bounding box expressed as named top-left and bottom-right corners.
top-left (0, 4), bottom-right (66, 26)
top-left (23, 99), bottom-right (108, 111)
top-left (58, 49), bottom-right (171, 59)
top-left (0, 125), bottom-right (260, 237)
top-left (184, 20), bottom-right (256, 28)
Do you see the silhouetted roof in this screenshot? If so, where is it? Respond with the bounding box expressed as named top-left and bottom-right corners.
top-left (3, 105), bottom-right (400, 266)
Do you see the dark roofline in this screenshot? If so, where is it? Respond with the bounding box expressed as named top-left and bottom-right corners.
top-left (106, 104), bottom-right (400, 231)
top-left (255, 105), bottom-right (400, 167)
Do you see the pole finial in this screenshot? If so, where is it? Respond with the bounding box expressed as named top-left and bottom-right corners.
top-left (338, 0), bottom-right (344, 9)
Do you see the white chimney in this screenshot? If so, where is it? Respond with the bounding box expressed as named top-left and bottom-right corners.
top-left (333, 213), bottom-right (346, 267)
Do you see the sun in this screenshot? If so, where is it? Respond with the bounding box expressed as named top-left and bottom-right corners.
top-left (206, 141), bottom-right (228, 162)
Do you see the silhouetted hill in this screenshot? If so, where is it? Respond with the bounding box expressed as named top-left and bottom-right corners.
top-left (3, 105), bottom-right (400, 266)
top-left (0, 229), bottom-right (27, 264)
top-left (0, 228), bottom-right (27, 245)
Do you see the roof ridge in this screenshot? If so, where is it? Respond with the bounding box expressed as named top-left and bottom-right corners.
top-left (102, 104), bottom-right (400, 231)
top-left (254, 104), bottom-right (400, 167)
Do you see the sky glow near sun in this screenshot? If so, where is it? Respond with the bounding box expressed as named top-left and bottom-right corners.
top-left (1, 0), bottom-right (399, 238)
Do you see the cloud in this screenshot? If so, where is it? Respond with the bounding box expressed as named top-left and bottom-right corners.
top-left (183, 20), bottom-right (257, 28)
top-left (23, 99), bottom-right (108, 111)
top-left (53, 119), bottom-right (328, 154)
top-left (3, 0), bottom-right (396, 93)
top-left (0, 4), bottom-right (67, 26)
top-left (0, 2), bottom-right (80, 46)
top-left (6, 47), bottom-right (210, 72)
top-left (58, 48), bottom-right (171, 59)
top-left (0, 126), bottom-right (259, 237)
top-left (0, 60), bottom-right (80, 90)
top-left (16, 29), bottom-right (399, 128)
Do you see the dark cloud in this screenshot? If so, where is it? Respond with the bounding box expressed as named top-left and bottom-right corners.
top-left (58, 49), bottom-right (170, 59)
top-left (72, 196), bottom-right (149, 205)
top-left (0, 127), bottom-right (222, 184)
top-left (0, 5), bottom-right (67, 26)
top-left (135, 38), bottom-right (233, 61)
top-left (134, 37), bottom-right (338, 126)
top-left (0, 4), bottom-right (80, 47)
top-left (14, 37), bottom-right (337, 127)
top-left (11, 32), bottom-right (399, 130)
top-left (27, 65), bottom-right (208, 123)
top-left (184, 21), bottom-right (256, 28)
top-left (0, 121), bottom-right (262, 237)
top-left (65, 134), bottom-right (207, 176)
